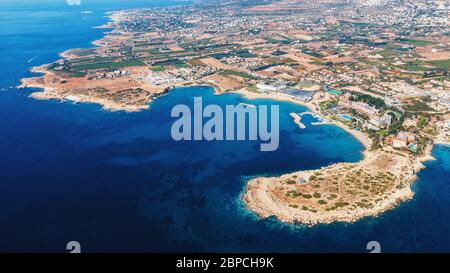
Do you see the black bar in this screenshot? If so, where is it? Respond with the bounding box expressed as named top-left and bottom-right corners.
top-left (0, 253), bottom-right (448, 272)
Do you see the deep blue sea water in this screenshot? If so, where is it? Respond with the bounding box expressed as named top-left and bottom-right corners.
top-left (0, 0), bottom-right (449, 253)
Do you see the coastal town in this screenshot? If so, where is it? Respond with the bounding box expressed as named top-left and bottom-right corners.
top-left (20, 0), bottom-right (449, 225)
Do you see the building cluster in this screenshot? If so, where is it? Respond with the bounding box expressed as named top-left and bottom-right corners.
top-left (87, 70), bottom-right (129, 80)
top-left (339, 93), bottom-right (379, 117)
top-left (256, 81), bottom-right (288, 93)
top-left (391, 131), bottom-right (417, 152)
top-left (42, 0), bottom-right (448, 154)
top-left (144, 65), bottom-right (218, 86)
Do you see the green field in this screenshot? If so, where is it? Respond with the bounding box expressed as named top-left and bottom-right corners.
top-left (71, 48), bottom-right (97, 57)
top-left (59, 70), bottom-right (86, 77)
top-left (400, 61), bottom-right (430, 71)
top-left (265, 37), bottom-right (293, 45)
top-left (375, 49), bottom-right (397, 59)
top-left (381, 43), bottom-right (405, 50)
top-left (430, 59), bottom-right (450, 70)
top-left (152, 59), bottom-right (184, 67)
top-left (301, 50), bottom-right (323, 58)
top-left (405, 100), bottom-right (436, 112)
top-left (72, 59), bottom-right (145, 71)
top-left (220, 69), bottom-right (255, 79)
top-left (398, 38), bottom-right (437, 46)
top-left (359, 58), bottom-right (381, 66)
top-left (148, 66), bottom-right (165, 72)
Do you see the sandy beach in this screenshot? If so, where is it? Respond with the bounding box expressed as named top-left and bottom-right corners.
top-left (234, 88), bottom-right (372, 149)
top-left (320, 120), bottom-right (372, 150)
top-left (235, 89), bottom-right (319, 112)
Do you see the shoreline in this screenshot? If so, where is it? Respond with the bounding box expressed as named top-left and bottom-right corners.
top-left (18, 9), bottom-right (214, 114)
top-left (22, 69), bottom-right (430, 226)
top-left (17, 6), bottom-right (439, 227)
top-left (233, 90), bottom-right (436, 227)
top-left (19, 64), bottom-right (201, 112)
top-left (321, 120), bottom-right (372, 150)
top-left (234, 88), bottom-right (319, 113)
top-left (242, 145), bottom-right (431, 226)
top-left (233, 88), bottom-right (372, 150)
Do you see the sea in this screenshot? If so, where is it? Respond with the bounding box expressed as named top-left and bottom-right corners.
top-left (0, 0), bottom-right (449, 253)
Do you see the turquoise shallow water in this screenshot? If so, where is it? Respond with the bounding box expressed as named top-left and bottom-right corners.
top-left (0, 0), bottom-right (449, 252)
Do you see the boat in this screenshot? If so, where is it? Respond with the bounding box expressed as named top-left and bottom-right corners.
top-left (26, 55), bottom-right (39, 63)
top-left (238, 103), bottom-right (256, 108)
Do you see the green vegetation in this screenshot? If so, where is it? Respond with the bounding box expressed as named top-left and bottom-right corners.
top-left (359, 58), bottom-right (381, 66)
top-left (60, 71), bottom-right (86, 77)
top-left (417, 115), bottom-right (428, 128)
top-left (376, 49), bottom-right (396, 58)
top-left (283, 58), bottom-right (297, 64)
top-left (176, 63), bottom-right (190, 68)
top-left (430, 59), bottom-right (450, 70)
top-left (350, 92), bottom-right (386, 109)
top-left (397, 38), bottom-right (437, 46)
top-left (149, 66), bottom-right (165, 72)
top-left (319, 100), bottom-right (338, 110)
top-left (72, 48), bottom-right (97, 57)
top-left (72, 59), bottom-right (145, 71)
top-left (153, 59), bottom-right (185, 67)
top-left (247, 85), bottom-right (258, 93)
top-left (286, 190), bottom-right (302, 198)
top-left (404, 99), bottom-right (435, 112)
top-left (335, 202), bottom-right (350, 208)
top-left (220, 69), bottom-right (255, 79)
top-left (310, 60), bottom-right (325, 66)
top-left (47, 63), bottom-right (87, 77)
top-left (265, 37), bottom-right (293, 45)
top-left (69, 57), bottom-right (115, 66)
top-left (400, 61), bottom-right (430, 71)
top-left (301, 49), bottom-right (323, 58)
top-left (381, 43), bottom-right (405, 51)
top-left (137, 48), bottom-right (163, 54)
top-left (235, 49), bottom-right (257, 58)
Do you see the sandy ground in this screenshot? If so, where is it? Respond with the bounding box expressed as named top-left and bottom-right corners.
top-left (416, 46), bottom-right (450, 61)
top-left (19, 65), bottom-right (168, 112)
top-left (235, 89), bottom-right (320, 112)
top-left (199, 58), bottom-right (253, 75)
top-left (203, 74), bottom-right (244, 92)
top-left (242, 146), bottom-right (428, 225)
